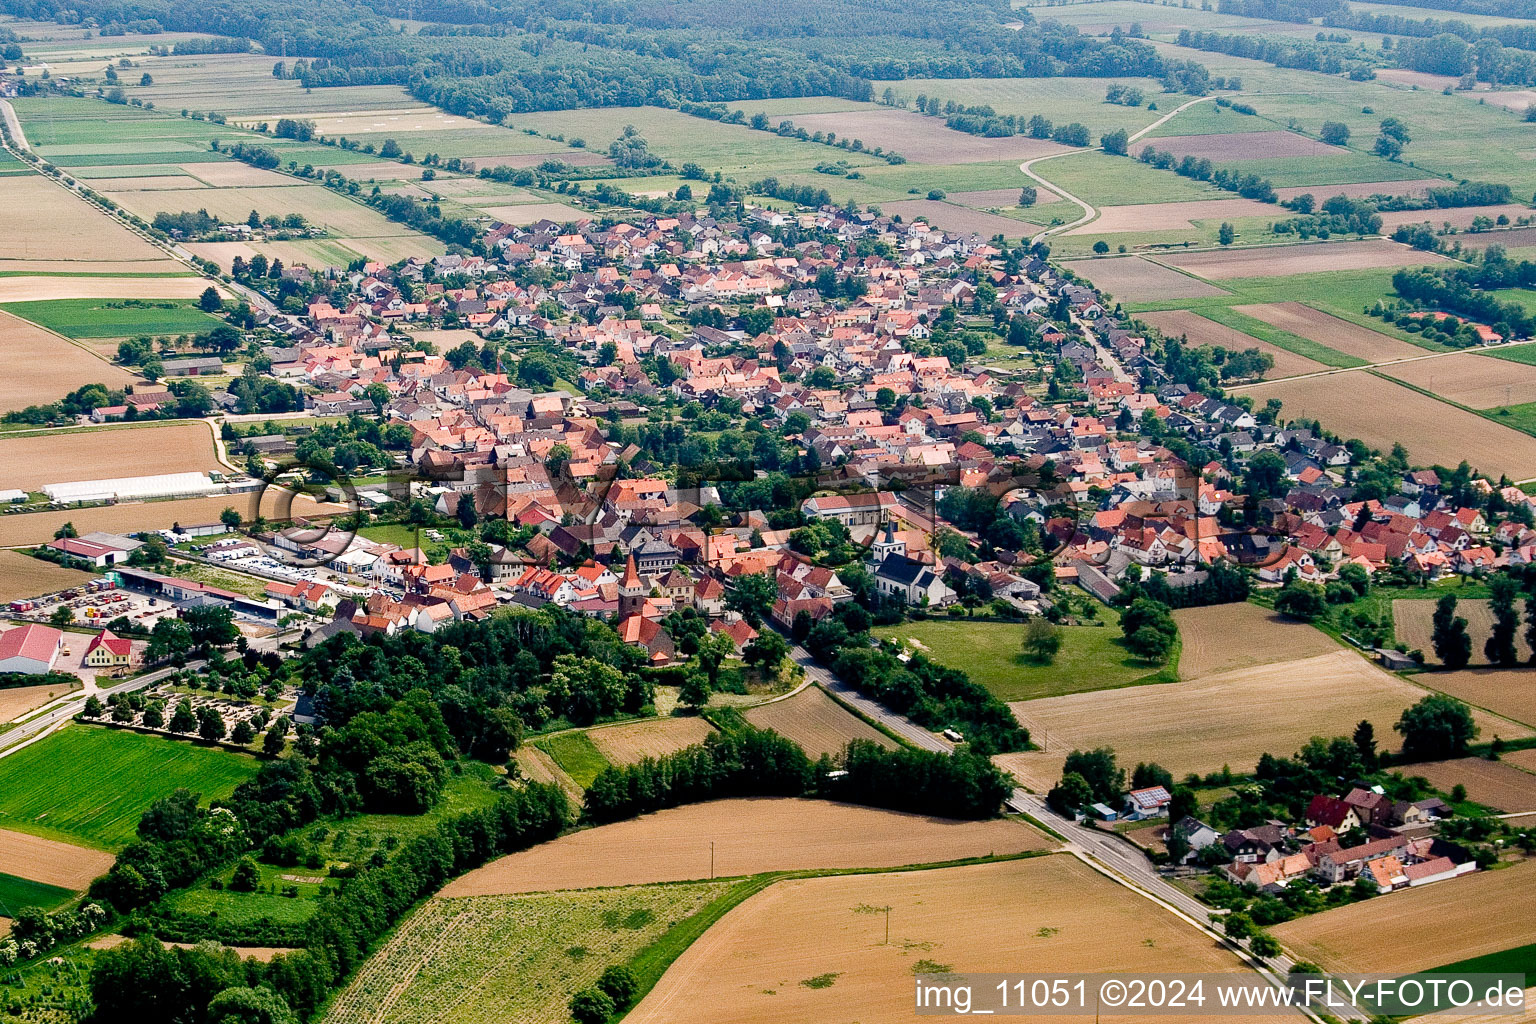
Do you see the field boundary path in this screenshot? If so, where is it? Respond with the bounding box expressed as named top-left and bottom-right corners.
top-left (0, 100), bottom-right (28, 151)
top-left (0, 660), bottom-right (201, 759)
top-left (1022, 96), bottom-right (1216, 245)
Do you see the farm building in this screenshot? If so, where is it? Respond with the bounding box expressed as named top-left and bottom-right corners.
top-left (159, 357), bottom-right (225, 376)
top-left (45, 537), bottom-right (130, 568)
top-left (82, 628), bottom-right (133, 668)
top-left (42, 472), bottom-right (222, 505)
top-left (0, 623), bottom-right (64, 674)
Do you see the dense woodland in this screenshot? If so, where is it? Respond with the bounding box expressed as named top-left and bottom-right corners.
top-left (2, 0), bottom-right (1193, 114)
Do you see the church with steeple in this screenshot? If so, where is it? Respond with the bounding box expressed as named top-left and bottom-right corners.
top-left (618, 552), bottom-right (648, 618)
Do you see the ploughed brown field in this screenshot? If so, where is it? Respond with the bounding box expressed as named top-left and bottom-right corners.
top-left (1172, 602), bottom-right (1340, 679)
top-left (1060, 256), bottom-right (1230, 303)
top-left (779, 109), bottom-right (1069, 164)
top-left (1395, 598), bottom-right (1533, 668)
top-left (586, 716), bottom-right (716, 764)
top-left (1376, 205), bottom-right (1535, 233)
top-left (0, 827), bottom-right (115, 889)
top-left (950, 186), bottom-right (1060, 207)
top-left (1378, 351), bottom-right (1536, 409)
top-left (0, 492), bottom-right (347, 546)
top-left (1147, 130), bottom-right (1344, 162)
top-left (0, 680), bottom-right (79, 724)
top-left (0, 550), bottom-right (98, 603)
top-left (1234, 303), bottom-right (1427, 363)
top-left (742, 685), bottom-right (896, 759)
top-left (1271, 860), bottom-right (1535, 974)
top-left (1405, 758), bottom-right (1536, 813)
top-left (1239, 372), bottom-right (1536, 482)
top-left (626, 856), bottom-right (1279, 1024)
top-left (0, 310), bottom-right (138, 413)
top-left (1456, 225), bottom-right (1536, 251)
top-left (1135, 310), bottom-right (1327, 380)
top-left (441, 798), bottom-right (1054, 896)
top-left (1158, 240), bottom-right (1446, 281)
top-left (997, 650), bottom-right (1531, 792)
top-left (884, 200), bottom-right (1035, 239)
top-left (1067, 197), bottom-right (1275, 235)
top-left (1424, 668), bottom-right (1536, 729)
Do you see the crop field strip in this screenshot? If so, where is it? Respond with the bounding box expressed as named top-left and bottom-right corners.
top-left (1395, 599), bottom-right (1533, 668)
top-left (1404, 758), bottom-right (1536, 814)
top-left (0, 725), bottom-right (260, 849)
top-left (1171, 602), bottom-right (1341, 679)
top-left (442, 798), bottom-right (1053, 897)
top-left (585, 716), bottom-right (717, 765)
top-left (0, 681), bottom-right (79, 726)
top-left (0, 490), bottom-right (346, 547)
top-left (741, 685), bottom-right (896, 759)
top-left (0, 420), bottom-right (221, 492)
top-left (0, 309), bottom-right (138, 414)
top-left (0, 828), bottom-right (115, 890)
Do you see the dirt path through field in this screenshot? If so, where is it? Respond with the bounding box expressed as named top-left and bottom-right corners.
top-left (0, 100), bottom-right (28, 151)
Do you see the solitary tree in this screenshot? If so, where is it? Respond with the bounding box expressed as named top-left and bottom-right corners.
top-left (198, 286), bottom-right (222, 313)
top-left (1218, 222), bottom-right (1236, 246)
top-left (1023, 618), bottom-right (1062, 664)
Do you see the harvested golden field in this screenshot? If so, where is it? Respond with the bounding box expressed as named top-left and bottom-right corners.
top-left (0, 492), bottom-right (345, 546)
top-left (1173, 602), bottom-right (1340, 679)
top-left (1240, 372), bottom-right (1536, 481)
top-left (1426, 669), bottom-right (1536, 728)
top-left (1060, 256), bottom-right (1230, 303)
top-left (998, 650), bottom-right (1531, 792)
top-left (101, 184), bottom-right (419, 240)
top-left (0, 277), bottom-right (216, 303)
top-left (442, 798), bottom-right (1053, 897)
top-left (1233, 303), bottom-right (1425, 362)
top-left (0, 827), bottom-right (114, 889)
top-left (1147, 130), bottom-right (1343, 161)
top-left (0, 174), bottom-right (166, 264)
top-left (1378, 351), bottom-right (1536, 409)
top-left (1159, 240), bottom-right (1446, 281)
top-left (1404, 758), bottom-right (1536, 813)
top-left (1067, 197), bottom-right (1275, 235)
top-left (0, 680), bottom-right (79, 724)
top-left (0, 550), bottom-right (97, 602)
top-left (83, 174), bottom-right (209, 191)
top-left (1395, 598), bottom-right (1533, 668)
top-left (1272, 860), bottom-right (1535, 974)
top-left (743, 685), bottom-right (896, 759)
top-left (627, 856), bottom-right (1274, 1024)
top-left (178, 161), bottom-right (300, 187)
top-left (0, 259), bottom-right (186, 275)
top-left (1136, 310), bottom-right (1327, 380)
top-left (586, 716), bottom-right (715, 764)
top-left (0, 310), bottom-right (137, 413)
top-left (0, 421), bottom-right (220, 492)
top-left (781, 109), bottom-right (1068, 164)
top-left (884, 199), bottom-right (1035, 238)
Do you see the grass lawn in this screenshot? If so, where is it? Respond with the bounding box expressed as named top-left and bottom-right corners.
top-left (356, 522), bottom-right (462, 561)
top-left (163, 886), bottom-right (318, 926)
top-left (297, 760), bottom-right (504, 854)
top-left (0, 724), bottom-right (260, 850)
top-left (872, 618), bottom-right (1177, 701)
top-left (0, 298), bottom-right (223, 340)
top-left (0, 872), bottom-right (76, 913)
top-left (535, 732), bottom-right (612, 788)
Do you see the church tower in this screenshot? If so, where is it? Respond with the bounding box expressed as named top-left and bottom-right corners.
top-left (618, 552), bottom-right (646, 617)
top-left (870, 519), bottom-right (905, 565)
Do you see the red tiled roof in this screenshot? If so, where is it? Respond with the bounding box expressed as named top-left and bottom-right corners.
top-left (0, 623), bottom-right (62, 664)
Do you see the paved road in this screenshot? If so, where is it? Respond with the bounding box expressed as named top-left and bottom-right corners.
top-left (791, 643), bottom-right (953, 753)
top-left (0, 99), bottom-right (29, 151)
top-left (0, 659), bottom-right (205, 758)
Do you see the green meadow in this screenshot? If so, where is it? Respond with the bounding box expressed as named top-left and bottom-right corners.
top-left (0, 298), bottom-right (224, 339)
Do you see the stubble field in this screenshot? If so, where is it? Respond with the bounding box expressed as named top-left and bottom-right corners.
top-left (1240, 372), bottom-right (1536, 481)
top-left (0, 310), bottom-right (137, 414)
top-left (0, 421), bottom-right (220, 491)
top-left (1135, 310), bottom-right (1328, 380)
top-left (1171, 602), bottom-right (1341, 679)
top-left (0, 550), bottom-right (98, 602)
top-left (0, 492), bottom-right (346, 546)
top-left (1271, 860), bottom-right (1535, 974)
top-left (0, 174), bottom-right (169, 266)
top-left (1158, 240), bottom-right (1447, 281)
top-left (741, 685), bottom-right (896, 759)
top-left (1421, 669), bottom-right (1536, 728)
top-left (1146, 130), bottom-right (1343, 161)
top-left (1395, 599), bottom-right (1533, 668)
top-left (997, 650), bottom-right (1531, 791)
top-left (1404, 758), bottom-right (1536, 813)
top-left (1377, 351), bottom-right (1536, 409)
top-left (627, 855), bottom-right (1273, 1024)
top-left (1233, 303), bottom-right (1428, 362)
top-left (585, 716), bottom-right (716, 765)
top-left (442, 798), bottom-right (1053, 897)
top-left (0, 680), bottom-right (79, 725)
top-left (1058, 256), bottom-right (1230, 303)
